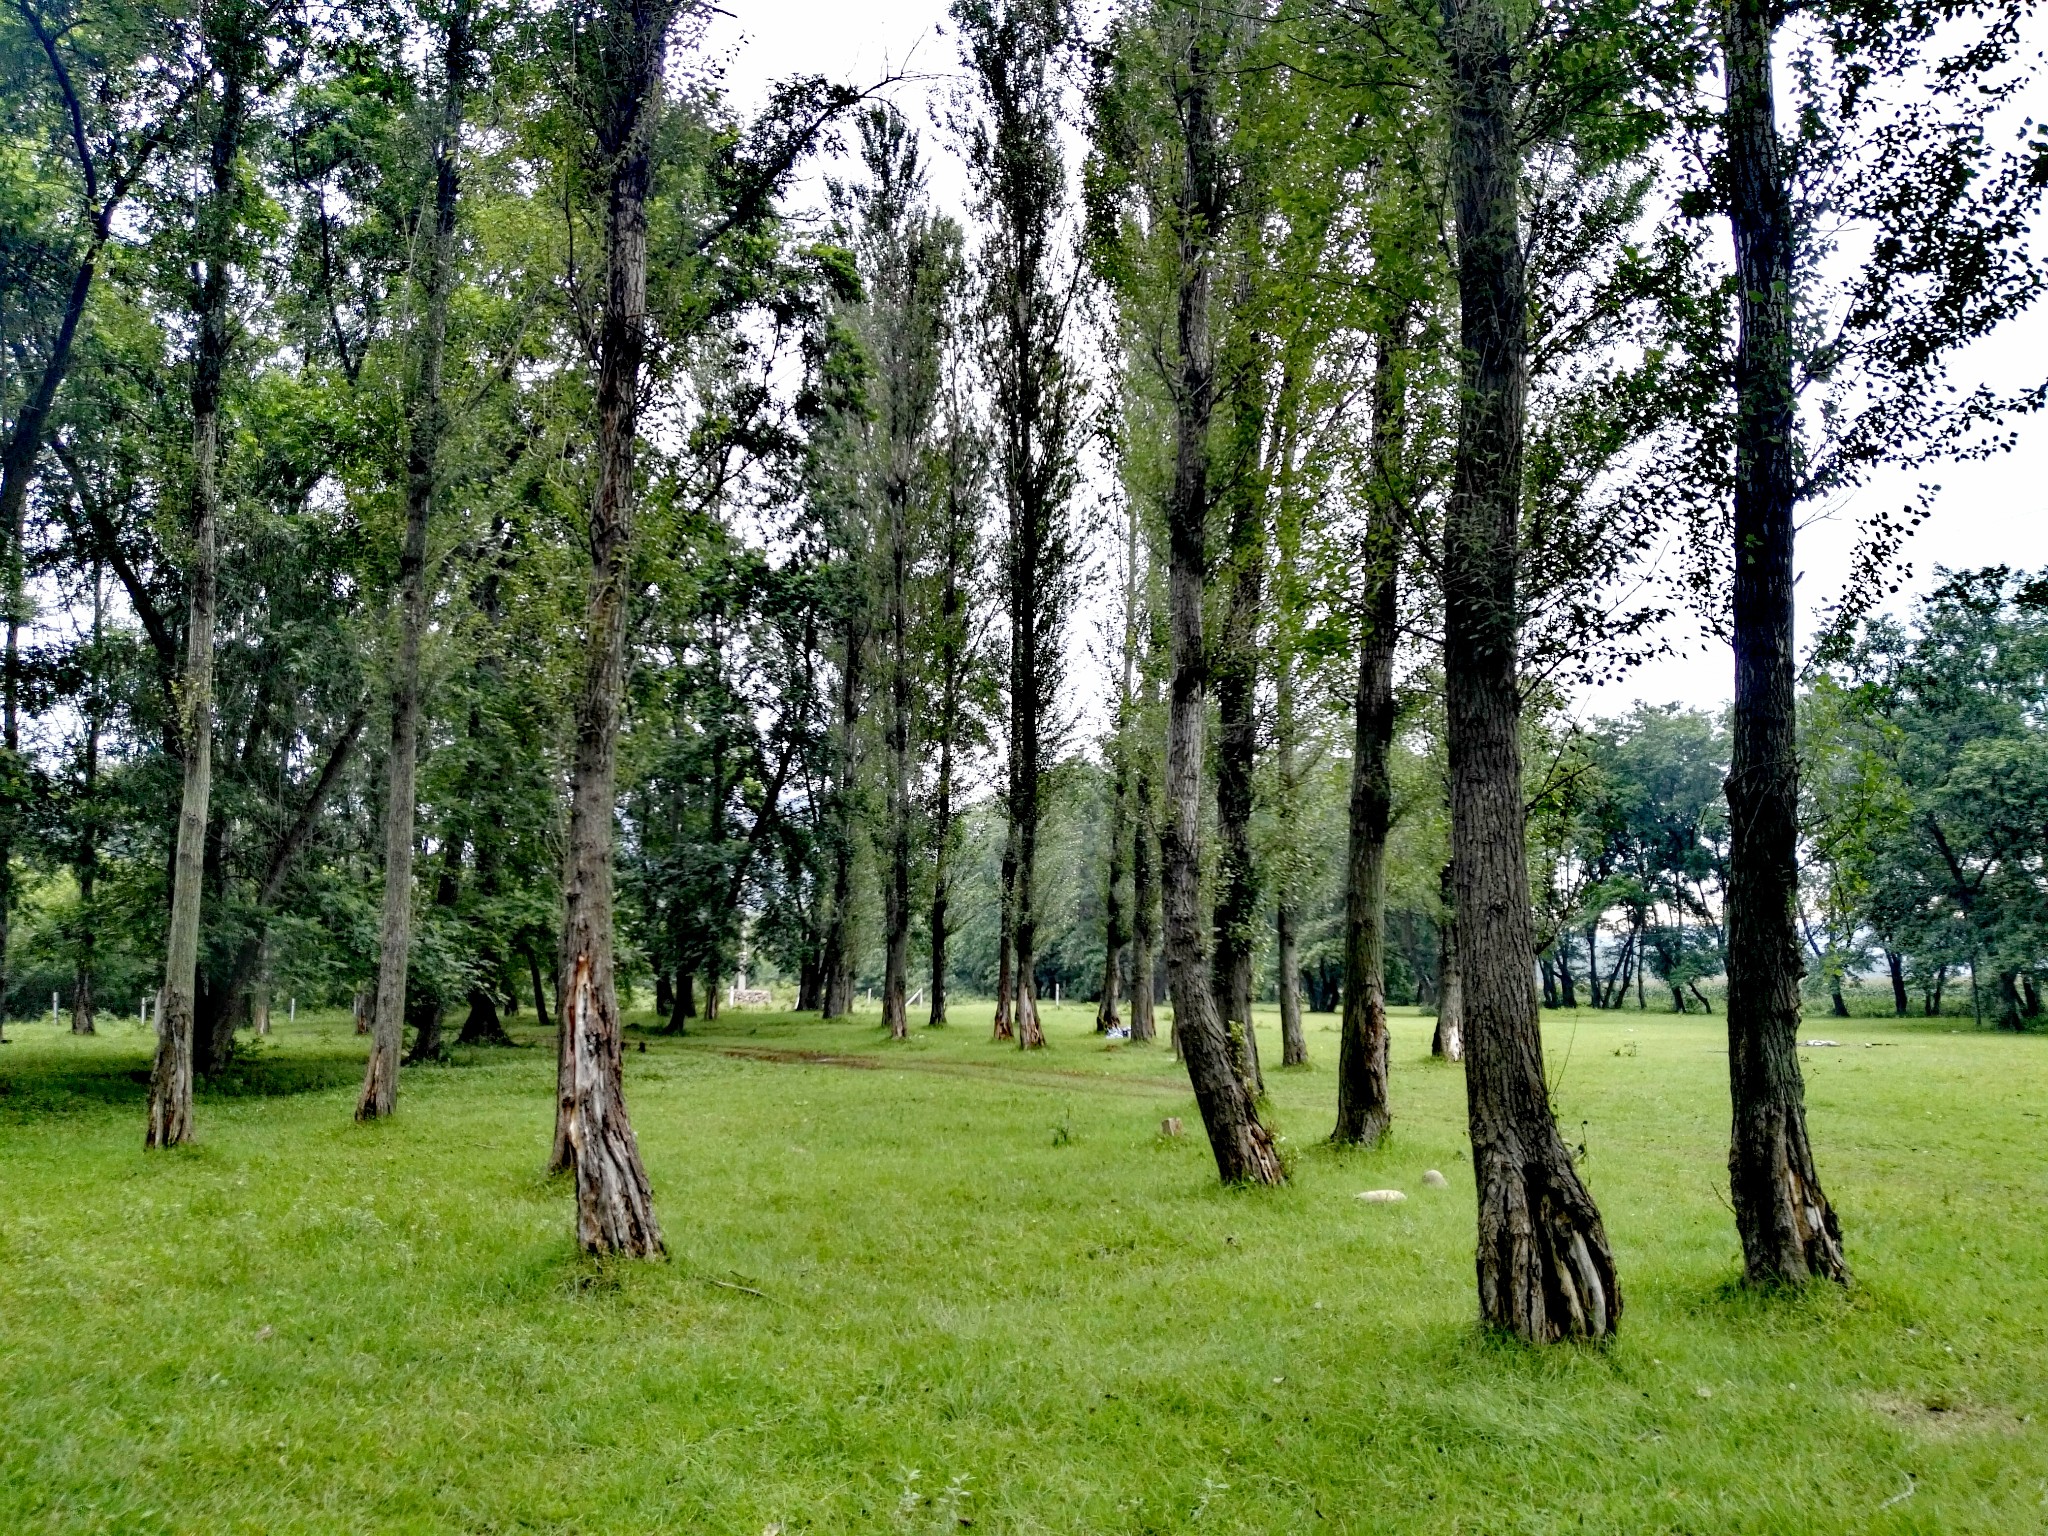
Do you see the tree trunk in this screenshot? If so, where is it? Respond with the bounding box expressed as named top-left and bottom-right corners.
top-left (1130, 757), bottom-right (1158, 1045)
top-left (1158, 26), bottom-right (1280, 1186)
top-left (820, 611), bottom-right (860, 1021)
top-left (1432, 874), bottom-right (1464, 1061)
top-left (1997, 970), bottom-right (2023, 1031)
top-left (1098, 503), bottom-right (1142, 1036)
top-left (1212, 454), bottom-right (1264, 1093)
top-left (1925, 963), bottom-right (1945, 1017)
top-left (360, 3), bottom-right (470, 1119)
top-left (1276, 903), bottom-right (1305, 1064)
top-left (1333, 325), bottom-right (1404, 1143)
top-left (72, 559), bottom-right (105, 1034)
top-left (546, 0), bottom-right (674, 1259)
top-left (458, 985), bottom-right (512, 1046)
top-left (1556, 933), bottom-right (1578, 1009)
top-left (1721, 0), bottom-right (1847, 1288)
top-left (148, 22), bottom-right (252, 1148)
top-left (993, 833), bottom-right (1017, 1040)
top-left (883, 464), bottom-right (912, 1041)
top-left (1884, 949), bottom-right (1906, 1016)
top-left (928, 472), bottom-right (967, 1030)
top-left (1441, 0), bottom-right (1617, 1339)
top-left (667, 970), bottom-right (695, 1033)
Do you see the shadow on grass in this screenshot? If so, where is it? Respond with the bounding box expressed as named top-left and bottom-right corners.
top-left (0, 1043), bottom-right (369, 1122)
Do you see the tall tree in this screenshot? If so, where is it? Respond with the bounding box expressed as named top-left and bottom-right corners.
top-left (360, 0), bottom-right (475, 1117)
top-left (146, 0), bottom-right (262, 1148)
top-left (1439, 0), bottom-right (1617, 1337)
top-left (1333, 320), bottom-right (1408, 1146)
top-left (544, 0), bottom-right (679, 1256)
top-left (955, 0), bottom-right (1083, 1051)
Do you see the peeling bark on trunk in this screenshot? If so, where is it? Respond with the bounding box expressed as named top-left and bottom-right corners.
top-left (1159, 24), bottom-right (1280, 1186)
top-left (545, 0), bottom-right (674, 1259)
top-left (148, 23), bottom-right (252, 1148)
top-left (1441, 0), bottom-right (1616, 1338)
top-left (361, 3), bottom-right (470, 1120)
top-left (1721, 0), bottom-right (1847, 1288)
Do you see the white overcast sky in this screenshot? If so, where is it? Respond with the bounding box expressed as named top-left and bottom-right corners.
top-left (704, 0), bottom-right (2048, 724)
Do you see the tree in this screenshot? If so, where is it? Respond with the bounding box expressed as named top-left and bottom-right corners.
top-left (1439, 0), bottom-right (1617, 1338)
top-left (954, 0), bottom-right (1083, 1052)
top-left (544, 0), bottom-right (681, 1256)
top-left (146, 0), bottom-right (265, 1149)
top-left (360, 0), bottom-right (475, 1117)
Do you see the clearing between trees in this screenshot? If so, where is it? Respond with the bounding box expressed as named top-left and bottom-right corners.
top-left (1, 1002), bottom-right (2042, 1533)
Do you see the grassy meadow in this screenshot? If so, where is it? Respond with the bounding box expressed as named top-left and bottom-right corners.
top-left (1, 998), bottom-right (2044, 1533)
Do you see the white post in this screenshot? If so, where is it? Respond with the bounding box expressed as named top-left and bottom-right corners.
top-left (289, 997), bottom-right (296, 1025)
top-left (52, 992), bottom-right (60, 1028)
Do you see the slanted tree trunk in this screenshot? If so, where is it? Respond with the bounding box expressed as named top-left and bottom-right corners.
top-left (1333, 323), bottom-right (1405, 1143)
top-left (545, 0), bottom-right (675, 1259)
top-left (1159, 23), bottom-right (1280, 1186)
top-left (1556, 933), bottom-right (1578, 1008)
top-left (147, 16), bottom-right (254, 1148)
top-left (360, 2), bottom-right (471, 1119)
top-left (1130, 755), bottom-right (1159, 1045)
top-left (1441, 0), bottom-right (1616, 1339)
top-left (1721, 0), bottom-right (1847, 1288)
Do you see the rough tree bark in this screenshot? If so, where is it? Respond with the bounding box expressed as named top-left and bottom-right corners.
top-left (147, 14), bottom-right (254, 1148)
top-left (1440, 0), bottom-right (1616, 1338)
top-left (359, 0), bottom-right (472, 1119)
top-left (1721, 0), bottom-right (1847, 1288)
top-left (1211, 414), bottom-right (1265, 1093)
top-left (1333, 327), bottom-right (1406, 1145)
top-left (545, 0), bottom-right (675, 1258)
top-left (1159, 20), bottom-right (1281, 1185)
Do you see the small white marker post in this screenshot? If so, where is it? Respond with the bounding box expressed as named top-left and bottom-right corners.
top-left (288, 997), bottom-right (296, 1025)
top-left (52, 992), bottom-right (60, 1028)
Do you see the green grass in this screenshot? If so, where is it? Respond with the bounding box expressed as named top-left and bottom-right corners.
top-left (2, 998), bottom-right (2045, 1533)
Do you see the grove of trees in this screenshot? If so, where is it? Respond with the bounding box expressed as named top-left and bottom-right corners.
top-left (3, 0), bottom-right (2043, 1340)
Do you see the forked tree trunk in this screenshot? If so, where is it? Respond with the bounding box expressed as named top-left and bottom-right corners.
top-left (1333, 325), bottom-right (1405, 1143)
top-left (360, 2), bottom-right (471, 1120)
top-left (148, 24), bottom-right (252, 1148)
top-left (1160, 24), bottom-right (1280, 1186)
top-left (1441, 0), bottom-right (1616, 1339)
top-left (1130, 757), bottom-right (1158, 1045)
top-left (546, 0), bottom-right (674, 1258)
top-left (1886, 949), bottom-right (1907, 1016)
top-left (1721, 0), bottom-right (1846, 1288)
